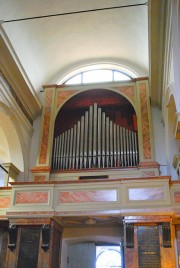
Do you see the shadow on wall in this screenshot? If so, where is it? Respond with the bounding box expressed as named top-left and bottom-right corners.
top-left (0, 103), bottom-right (24, 184)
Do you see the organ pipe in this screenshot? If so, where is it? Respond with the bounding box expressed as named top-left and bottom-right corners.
top-left (52, 103), bottom-right (139, 170)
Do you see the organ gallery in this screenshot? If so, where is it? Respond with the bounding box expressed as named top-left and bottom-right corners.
top-left (0, 1), bottom-right (180, 267)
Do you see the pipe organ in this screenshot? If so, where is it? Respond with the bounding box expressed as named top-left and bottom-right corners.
top-left (52, 103), bottom-right (139, 171)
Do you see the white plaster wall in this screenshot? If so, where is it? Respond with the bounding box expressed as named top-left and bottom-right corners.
top-left (29, 114), bottom-right (42, 180)
top-left (165, 95), bottom-right (180, 180)
top-left (0, 80), bottom-right (38, 181)
top-left (0, 127), bottom-right (10, 163)
top-left (151, 106), bottom-right (169, 175)
top-left (172, 0), bottom-right (180, 111)
top-left (29, 92), bottom-right (44, 180)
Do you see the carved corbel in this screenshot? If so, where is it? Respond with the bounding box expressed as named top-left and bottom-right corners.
top-left (8, 224), bottom-right (17, 250)
top-left (41, 224), bottom-right (50, 251)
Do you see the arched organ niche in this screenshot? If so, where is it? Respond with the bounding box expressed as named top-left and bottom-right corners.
top-left (52, 89), bottom-right (139, 171)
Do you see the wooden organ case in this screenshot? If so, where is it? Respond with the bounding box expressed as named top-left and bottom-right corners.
top-left (33, 79), bottom-right (159, 181)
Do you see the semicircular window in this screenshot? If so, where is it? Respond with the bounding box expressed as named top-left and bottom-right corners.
top-left (96, 245), bottom-right (122, 268)
top-left (52, 89), bottom-right (139, 171)
top-left (58, 64), bottom-right (138, 85)
top-left (65, 69), bottom-right (131, 85)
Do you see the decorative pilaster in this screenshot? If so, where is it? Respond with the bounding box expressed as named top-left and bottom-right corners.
top-left (38, 88), bottom-right (55, 166)
top-left (124, 216), bottom-right (176, 268)
top-left (32, 87), bottom-right (56, 181)
top-left (5, 218), bottom-right (63, 268)
top-left (136, 80), bottom-right (153, 161)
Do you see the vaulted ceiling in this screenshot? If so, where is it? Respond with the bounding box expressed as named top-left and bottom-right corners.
top-left (0, 0), bottom-right (165, 105)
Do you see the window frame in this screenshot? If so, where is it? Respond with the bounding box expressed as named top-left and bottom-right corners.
top-left (57, 64), bottom-right (138, 85)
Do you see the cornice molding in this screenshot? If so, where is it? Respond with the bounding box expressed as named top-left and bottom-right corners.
top-left (0, 72), bottom-right (33, 124)
top-left (0, 25), bottom-right (42, 121)
top-left (0, 74), bottom-right (34, 135)
top-left (149, 0), bottom-right (172, 107)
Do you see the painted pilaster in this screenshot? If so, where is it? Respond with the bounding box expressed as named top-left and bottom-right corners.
top-left (136, 79), bottom-right (159, 174)
top-left (32, 87), bottom-right (56, 181)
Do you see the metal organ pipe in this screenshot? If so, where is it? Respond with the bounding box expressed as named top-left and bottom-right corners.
top-left (52, 103), bottom-right (139, 170)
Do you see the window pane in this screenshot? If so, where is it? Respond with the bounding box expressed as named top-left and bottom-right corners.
top-left (96, 245), bottom-right (121, 268)
top-left (114, 71), bottom-right (131, 81)
top-left (64, 68), bottom-right (133, 85)
top-left (65, 74), bottom-right (81, 85)
top-left (83, 70), bottom-right (112, 83)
